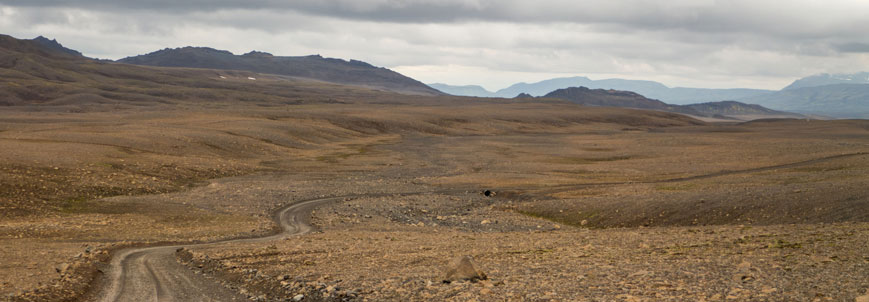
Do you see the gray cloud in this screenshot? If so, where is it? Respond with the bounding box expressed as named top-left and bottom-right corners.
top-left (0, 0), bottom-right (867, 90)
top-left (7, 0), bottom-right (869, 35)
top-left (836, 43), bottom-right (869, 53)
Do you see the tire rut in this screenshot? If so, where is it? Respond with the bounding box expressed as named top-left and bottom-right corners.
top-left (94, 190), bottom-right (467, 301)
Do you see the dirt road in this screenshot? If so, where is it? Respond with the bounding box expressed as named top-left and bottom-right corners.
top-left (90, 151), bottom-right (869, 301)
top-left (95, 196), bottom-right (336, 302)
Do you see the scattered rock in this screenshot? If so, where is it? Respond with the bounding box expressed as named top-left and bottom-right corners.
top-left (761, 287), bottom-right (777, 294)
top-left (55, 263), bottom-right (70, 274)
top-left (175, 247), bottom-right (193, 263)
top-left (293, 294), bottom-right (304, 301)
top-left (443, 256), bottom-right (487, 283)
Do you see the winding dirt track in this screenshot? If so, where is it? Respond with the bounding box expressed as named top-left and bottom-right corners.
top-left (92, 152), bottom-right (868, 301)
top-left (96, 196), bottom-right (338, 302)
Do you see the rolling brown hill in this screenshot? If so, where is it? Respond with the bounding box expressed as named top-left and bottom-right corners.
top-left (683, 100), bottom-right (805, 119)
top-left (0, 34), bottom-right (435, 110)
top-left (542, 86), bottom-right (703, 115)
top-left (542, 86), bottom-right (807, 120)
top-left (118, 46), bottom-right (443, 96)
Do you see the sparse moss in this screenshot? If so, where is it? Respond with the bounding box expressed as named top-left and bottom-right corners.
top-left (517, 208), bottom-right (600, 228)
top-left (58, 197), bottom-right (92, 213)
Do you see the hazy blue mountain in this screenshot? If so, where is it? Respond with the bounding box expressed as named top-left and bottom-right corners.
top-left (437, 76), bottom-right (773, 104)
top-left (495, 76), bottom-right (600, 97)
top-left (119, 47), bottom-right (443, 96)
top-left (495, 77), bottom-right (670, 99)
top-left (428, 83), bottom-right (493, 97)
top-left (516, 73), bottom-right (869, 118)
top-left (783, 72), bottom-right (869, 90)
top-left (740, 84), bottom-right (869, 119)
top-left (659, 87), bottom-right (775, 105)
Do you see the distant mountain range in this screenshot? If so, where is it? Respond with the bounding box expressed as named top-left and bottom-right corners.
top-left (428, 84), bottom-right (492, 98)
top-left (783, 72), bottom-right (869, 90)
top-left (741, 84), bottom-right (869, 118)
top-left (431, 76), bottom-right (774, 104)
top-left (432, 73), bottom-right (869, 119)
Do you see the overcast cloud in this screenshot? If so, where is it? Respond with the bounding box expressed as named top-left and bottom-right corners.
top-left (1, 0), bottom-right (868, 90)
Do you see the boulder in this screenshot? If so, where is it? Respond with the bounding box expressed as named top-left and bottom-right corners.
top-left (443, 256), bottom-right (487, 283)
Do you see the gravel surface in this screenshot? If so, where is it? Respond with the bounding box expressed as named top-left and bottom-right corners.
top-left (187, 187), bottom-right (869, 301)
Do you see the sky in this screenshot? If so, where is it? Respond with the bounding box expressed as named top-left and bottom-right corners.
top-left (1, 0), bottom-right (868, 91)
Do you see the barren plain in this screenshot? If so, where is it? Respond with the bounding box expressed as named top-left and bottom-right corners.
top-left (1, 41), bottom-right (868, 301)
top-left (2, 97), bottom-right (867, 301)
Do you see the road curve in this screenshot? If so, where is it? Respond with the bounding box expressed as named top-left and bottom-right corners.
top-left (92, 152), bottom-right (869, 301)
top-left (96, 196), bottom-right (342, 302)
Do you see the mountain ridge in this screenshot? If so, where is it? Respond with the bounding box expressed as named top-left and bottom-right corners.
top-left (428, 83), bottom-right (492, 97)
top-left (783, 72), bottom-right (869, 90)
top-left (541, 87), bottom-right (703, 116)
top-left (119, 46), bottom-right (443, 96)
top-left (683, 100), bottom-right (803, 119)
top-left (0, 35), bottom-right (84, 59)
top-left (540, 87), bottom-right (804, 120)
top-left (740, 83), bottom-right (869, 119)
top-left (434, 72), bottom-right (869, 118)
